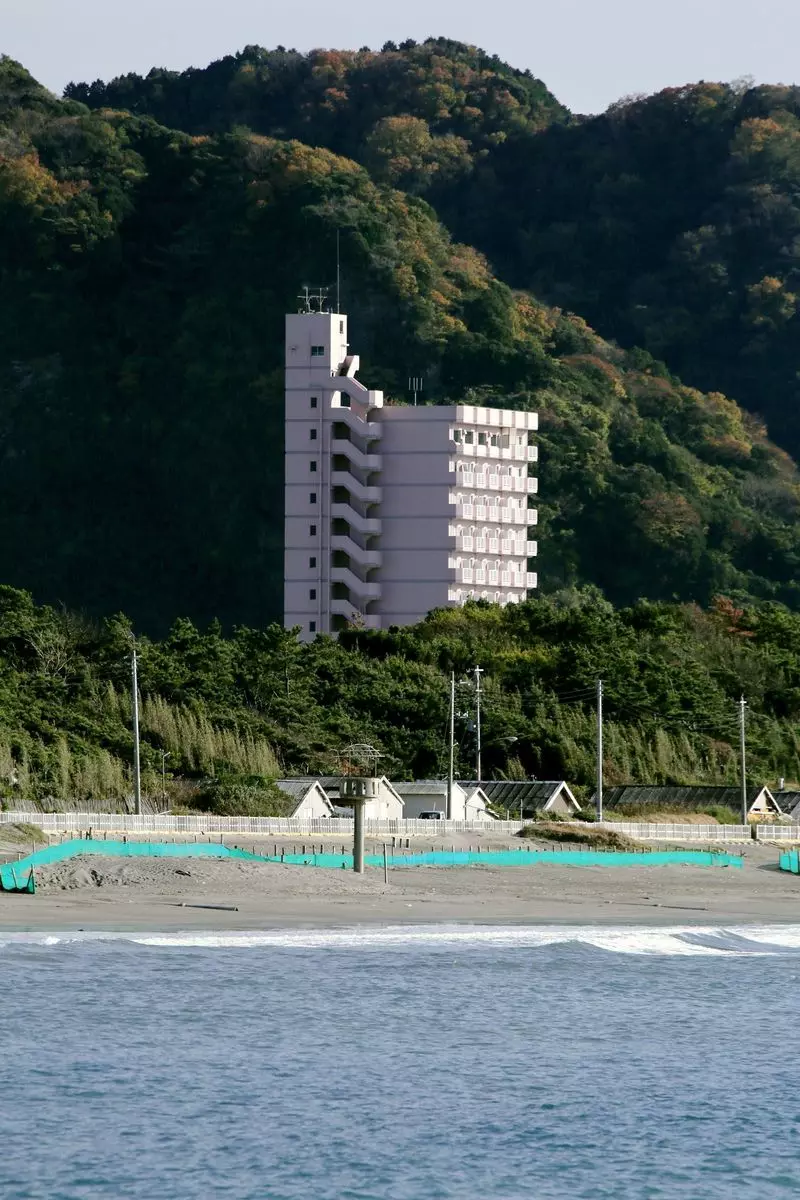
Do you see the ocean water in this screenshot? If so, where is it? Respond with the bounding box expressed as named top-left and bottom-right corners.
top-left (2, 925), bottom-right (800, 1199)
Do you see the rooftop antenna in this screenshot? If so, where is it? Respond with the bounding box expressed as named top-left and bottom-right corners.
top-left (336, 229), bottom-right (341, 314)
top-left (298, 285), bottom-right (330, 314)
top-left (408, 375), bottom-right (424, 406)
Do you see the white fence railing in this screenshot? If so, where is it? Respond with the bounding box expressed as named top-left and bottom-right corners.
top-left (597, 821), bottom-right (753, 841)
top-left (749, 824), bottom-right (800, 842)
top-left (3, 810), bottom-right (800, 842)
top-left (0, 812), bottom-right (528, 837)
top-left (599, 821), bottom-right (800, 842)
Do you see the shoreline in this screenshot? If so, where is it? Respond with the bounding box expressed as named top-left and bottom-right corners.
top-left (3, 888), bottom-right (800, 933)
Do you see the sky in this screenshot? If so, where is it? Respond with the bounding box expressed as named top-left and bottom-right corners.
top-left (4, 0), bottom-right (800, 114)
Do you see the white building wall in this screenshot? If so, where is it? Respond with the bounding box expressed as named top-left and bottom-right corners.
top-left (284, 308), bottom-right (383, 641)
top-left (291, 786), bottom-right (333, 819)
top-left (283, 308), bottom-right (537, 637)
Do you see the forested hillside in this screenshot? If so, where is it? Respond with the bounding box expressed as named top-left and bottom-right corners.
top-left (2, 54), bottom-right (800, 631)
top-left (73, 46), bottom-right (800, 464)
top-left (2, 585), bottom-right (800, 809)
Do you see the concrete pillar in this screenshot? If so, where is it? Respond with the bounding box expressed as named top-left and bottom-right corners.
top-left (353, 799), bottom-right (366, 874)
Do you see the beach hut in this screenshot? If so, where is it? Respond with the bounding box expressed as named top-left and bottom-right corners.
top-left (274, 779), bottom-right (334, 819)
top-left (394, 781), bottom-right (495, 821)
top-left (772, 789), bottom-right (800, 820)
top-left (590, 784), bottom-right (782, 820)
top-left (458, 780), bottom-right (581, 820)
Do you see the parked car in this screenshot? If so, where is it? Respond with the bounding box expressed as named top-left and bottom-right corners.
top-left (418, 810), bottom-right (444, 820)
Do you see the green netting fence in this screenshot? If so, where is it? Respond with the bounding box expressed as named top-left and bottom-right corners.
top-left (779, 849), bottom-right (800, 874)
top-left (0, 838), bottom-right (743, 891)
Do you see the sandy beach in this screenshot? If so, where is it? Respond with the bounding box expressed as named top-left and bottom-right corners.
top-left (0, 841), bottom-right (798, 930)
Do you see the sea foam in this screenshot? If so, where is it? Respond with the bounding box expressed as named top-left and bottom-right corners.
top-left (1, 924), bottom-right (800, 955)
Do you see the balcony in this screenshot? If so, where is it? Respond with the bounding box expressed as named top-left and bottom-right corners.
top-left (526, 572), bottom-right (538, 589)
top-left (459, 471), bottom-right (528, 493)
top-left (331, 438), bottom-right (382, 471)
top-left (331, 472), bottom-right (382, 503)
top-left (330, 536), bottom-right (382, 568)
top-left (453, 443), bottom-right (505, 460)
top-left (455, 502), bottom-right (532, 526)
top-left (526, 540), bottom-right (538, 556)
top-left (527, 477), bottom-right (538, 494)
top-left (503, 443), bottom-right (538, 463)
top-left (497, 508), bottom-right (527, 525)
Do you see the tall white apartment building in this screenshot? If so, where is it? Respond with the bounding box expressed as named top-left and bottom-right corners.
top-left (284, 303), bottom-right (538, 639)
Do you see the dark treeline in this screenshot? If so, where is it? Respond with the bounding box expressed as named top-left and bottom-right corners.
top-left (71, 46), bottom-right (800, 462)
top-left (1, 586), bottom-right (799, 811)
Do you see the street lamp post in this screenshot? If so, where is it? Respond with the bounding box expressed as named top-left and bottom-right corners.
top-left (131, 643), bottom-right (142, 816)
top-left (474, 666), bottom-right (484, 783)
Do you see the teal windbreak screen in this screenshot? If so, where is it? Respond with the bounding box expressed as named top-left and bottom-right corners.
top-left (780, 849), bottom-right (800, 874)
top-left (0, 838), bottom-right (742, 890)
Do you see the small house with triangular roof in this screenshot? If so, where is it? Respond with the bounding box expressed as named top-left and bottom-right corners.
top-left (590, 784), bottom-right (781, 820)
top-left (275, 779), bottom-right (334, 819)
top-left (458, 780), bottom-right (581, 820)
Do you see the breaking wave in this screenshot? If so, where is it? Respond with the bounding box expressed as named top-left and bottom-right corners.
top-left (1, 924), bottom-right (800, 955)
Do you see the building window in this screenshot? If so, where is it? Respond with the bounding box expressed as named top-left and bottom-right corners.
top-left (339, 321), bottom-right (344, 334)
top-left (310, 396), bottom-right (318, 408)
top-left (309, 588), bottom-right (317, 600)
top-left (310, 460), bottom-right (317, 472)
top-left (464, 431), bottom-right (474, 445)
top-left (452, 429), bottom-right (462, 443)
top-left (309, 492), bottom-right (317, 504)
top-left (309, 524), bottom-right (317, 535)
top-left (309, 556), bottom-right (317, 568)
top-left (309, 429), bottom-right (317, 440)
top-left (309, 621), bottom-right (316, 633)
top-left (478, 432), bottom-right (487, 446)
top-left (311, 345), bottom-right (325, 357)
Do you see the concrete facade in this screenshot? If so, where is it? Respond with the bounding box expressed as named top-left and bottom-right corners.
top-left (284, 304), bottom-right (538, 639)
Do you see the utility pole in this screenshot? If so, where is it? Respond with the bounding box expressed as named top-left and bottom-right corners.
top-left (596, 679), bottom-right (603, 822)
top-left (474, 666), bottom-right (484, 783)
top-left (739, 696), bottom-right (748, 825)
top-left (160, 750), bottom-right (170, 806)
top-left (131, 644), bottom-right (142, 816)
top-left (447, 672), bottom-right (455, 821)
